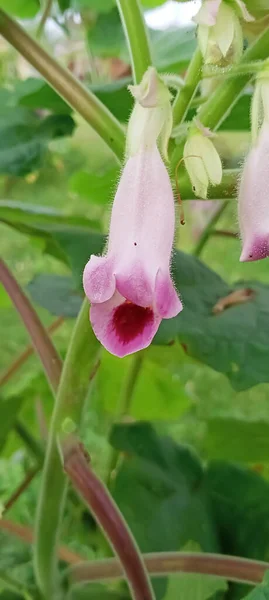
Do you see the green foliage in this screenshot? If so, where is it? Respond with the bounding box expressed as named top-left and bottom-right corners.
top-left (27, 274), bottom-right (83, 318)
top-left (204, 418), bottom-right (269, 463)
top-left (0, 0), bottom-right (39, 17)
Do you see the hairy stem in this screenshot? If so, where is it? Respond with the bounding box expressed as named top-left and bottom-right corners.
top-left (0, 9), bottom-right (125, 161)
top-left (193, 202), bottom-right (229, 257)
top-left (116, 0), bottom-right (152, 84)
top-left (69, 552), bottom-right (269, 587)
top-left (0, 259), bottom-right (62, 393)
top-left (64, 438), bottom-right (155, 600)
top-left (34, 299), bottom-right (99, 599)
top-left (172, 48), bottom-right (203, 126)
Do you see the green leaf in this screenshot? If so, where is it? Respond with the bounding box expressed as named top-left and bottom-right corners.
top-left (111, 422), bottom-right (219, 553)
top-left (0, 111), bottom-right (75, 176)
top-left (243, 573), bottom-right (269, 600)
top-left (207, 461), bottom-right (269, 561)
top-left (13, 78), bottom-right (72, 114)
top-left (68, 583), bottom-right (128, 599)
top-left (27, 274), bottom-right (83, 318)
top-left (91, 79), bottom-right (132, 123)
top-left (188, 94), bottom-right (251, 131)
top-left (69, 166), bottom-right (119, 204)
top-left (165, 573), bottom-right (227, 600)
top-left (151, 27), bottom-right (196, 73)
top-left (74, 0), bottom-right (115, 11)
top-left (204, 418), bottom-right (269, 463)
top-left (0, 396), bottom-right (24, 453)
top-left (87, 8), bottom-right (126, 58)
top-left (96, 351), bottom-right (190, 420)
top-left (0, 0), bottom-right (39, 18)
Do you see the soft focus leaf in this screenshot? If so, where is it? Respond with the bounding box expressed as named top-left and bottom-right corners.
top-left (13, 79), bottom-right (72, 114)
top-left (27, 274), bottom-right (83, 318)
top-left (0, 396), bottom-right (24, 452)
top-left (91, 79), bottom-right (132, 122)
top-left (0, 111), bottom-right (75, 176)
top-left (204, 418), bottom-right (269, 463)
top-left (69, 583), bottom-right (128, 599)
top-left (165, 572), bottom-right (227, 600)
top-left (0, 0), bottom-right (39, 17)
top-left (69, 166), bottom-right (119, 203)
top-left (111, 422), bottom-right (219, 553)
top-left (95, 351), bottom-right (190, 420)
top-left (207, 461), bottom-right (269, 560)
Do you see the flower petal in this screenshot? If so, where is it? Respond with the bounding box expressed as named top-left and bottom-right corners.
top-left (116, 262), bottom-right (153, 307)
top-left (240, 235), bottom-right (269, 262)
top-left (90, 292), bottom-right (161, 358)
top-left (193, 0), bottom-right (222, 25)
top-left (154, 269), bottom-right (183, 318)
top-left (83, 255), bottom-right (115, 303)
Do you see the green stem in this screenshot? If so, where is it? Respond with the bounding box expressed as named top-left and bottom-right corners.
top-left (193, 201), bottom-right (229, 257)
top-left (34, 299), bottom-right (99, 599)
top-left (69, 551), bottom-right (269, 587)
top-left (202, 60), bottom-right (266, 79)
top-left (107, 353), bottom-right (143, 483)
top-left (172, 48), bottom-right (203, 127)
top-left (37, 0), bottom-right (53, 39)
top-left (0, 9), bottom-right (125, 162)
top-left (171, 26), bottom-right (269, 169)
top-left (116, 0), bottom-right (152, 84)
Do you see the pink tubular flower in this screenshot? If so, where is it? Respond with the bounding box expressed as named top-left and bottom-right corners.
top-left (83, 145), bottom-right (182, 357)
top-left (238, 121), bottom-right (269, 262)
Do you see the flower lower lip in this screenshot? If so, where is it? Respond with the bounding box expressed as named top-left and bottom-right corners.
top-left (112, 301), bottom-right (154, 345)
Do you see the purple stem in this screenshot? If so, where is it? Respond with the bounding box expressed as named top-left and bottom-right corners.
top-left (0, 259), bottom-right (62, 393)
top-left (63, 438), bottom-right (155, 600)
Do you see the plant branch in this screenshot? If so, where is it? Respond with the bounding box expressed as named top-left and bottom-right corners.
top-left (172, 48), bottom-right (203, 127)
top-left (0, 9), bottom-right (125, 162)
top-left (3, 467), bottom-right (40, 514)
top-left (193, 202), bottom-right (229, 257)
top-left (69, 552), bottom-right (269, 587)
top-left (64, 437), bottom-right (155, 600)
top-left (212, 229), bottom-right (238, 239)
top-left (116, 0), bottom-right (152, 84)
top-left (37, 0), bottom-right (53, 38)
top-left (34, 298), bottom-right (99, 599)
top-left (0, 518), bottom-right (84, 565)
top-left (0, 317), bottom-right (64, 388)
top-left (0, 259), bottom-right (62, 394)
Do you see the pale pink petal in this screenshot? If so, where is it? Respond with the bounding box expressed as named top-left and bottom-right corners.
top-left (116, 262), bottom-right (153, 308)
top-left (90, 292), bottom-right (161, 358)
top-left (193, 0), bottom-right (222, 25)
top-left (238, 122), bottom-right (269, 263)
top-left (83, 255), bottom-right (115, 303)
top-left (154, 269), bottom-right (183, 318)
top-left (240, 235), bottom-right (269, 262)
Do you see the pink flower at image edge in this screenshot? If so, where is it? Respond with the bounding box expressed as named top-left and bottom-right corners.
top-left (83, 146), bottom-right (182, 357)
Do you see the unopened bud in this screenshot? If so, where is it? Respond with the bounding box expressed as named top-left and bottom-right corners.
top-left (183, 129), bottom-right (222, 199)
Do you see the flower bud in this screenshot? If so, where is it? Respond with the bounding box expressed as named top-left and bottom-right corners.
top-left (183, 129), bottom-right (222, 199)
top-left (127, 67), bottom-right (172, 160)
top-left (194, 0), bottom-right (254, 65)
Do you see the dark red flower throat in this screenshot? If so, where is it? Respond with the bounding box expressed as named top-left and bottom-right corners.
top-left (112, 301), bottom-right (154, 344)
